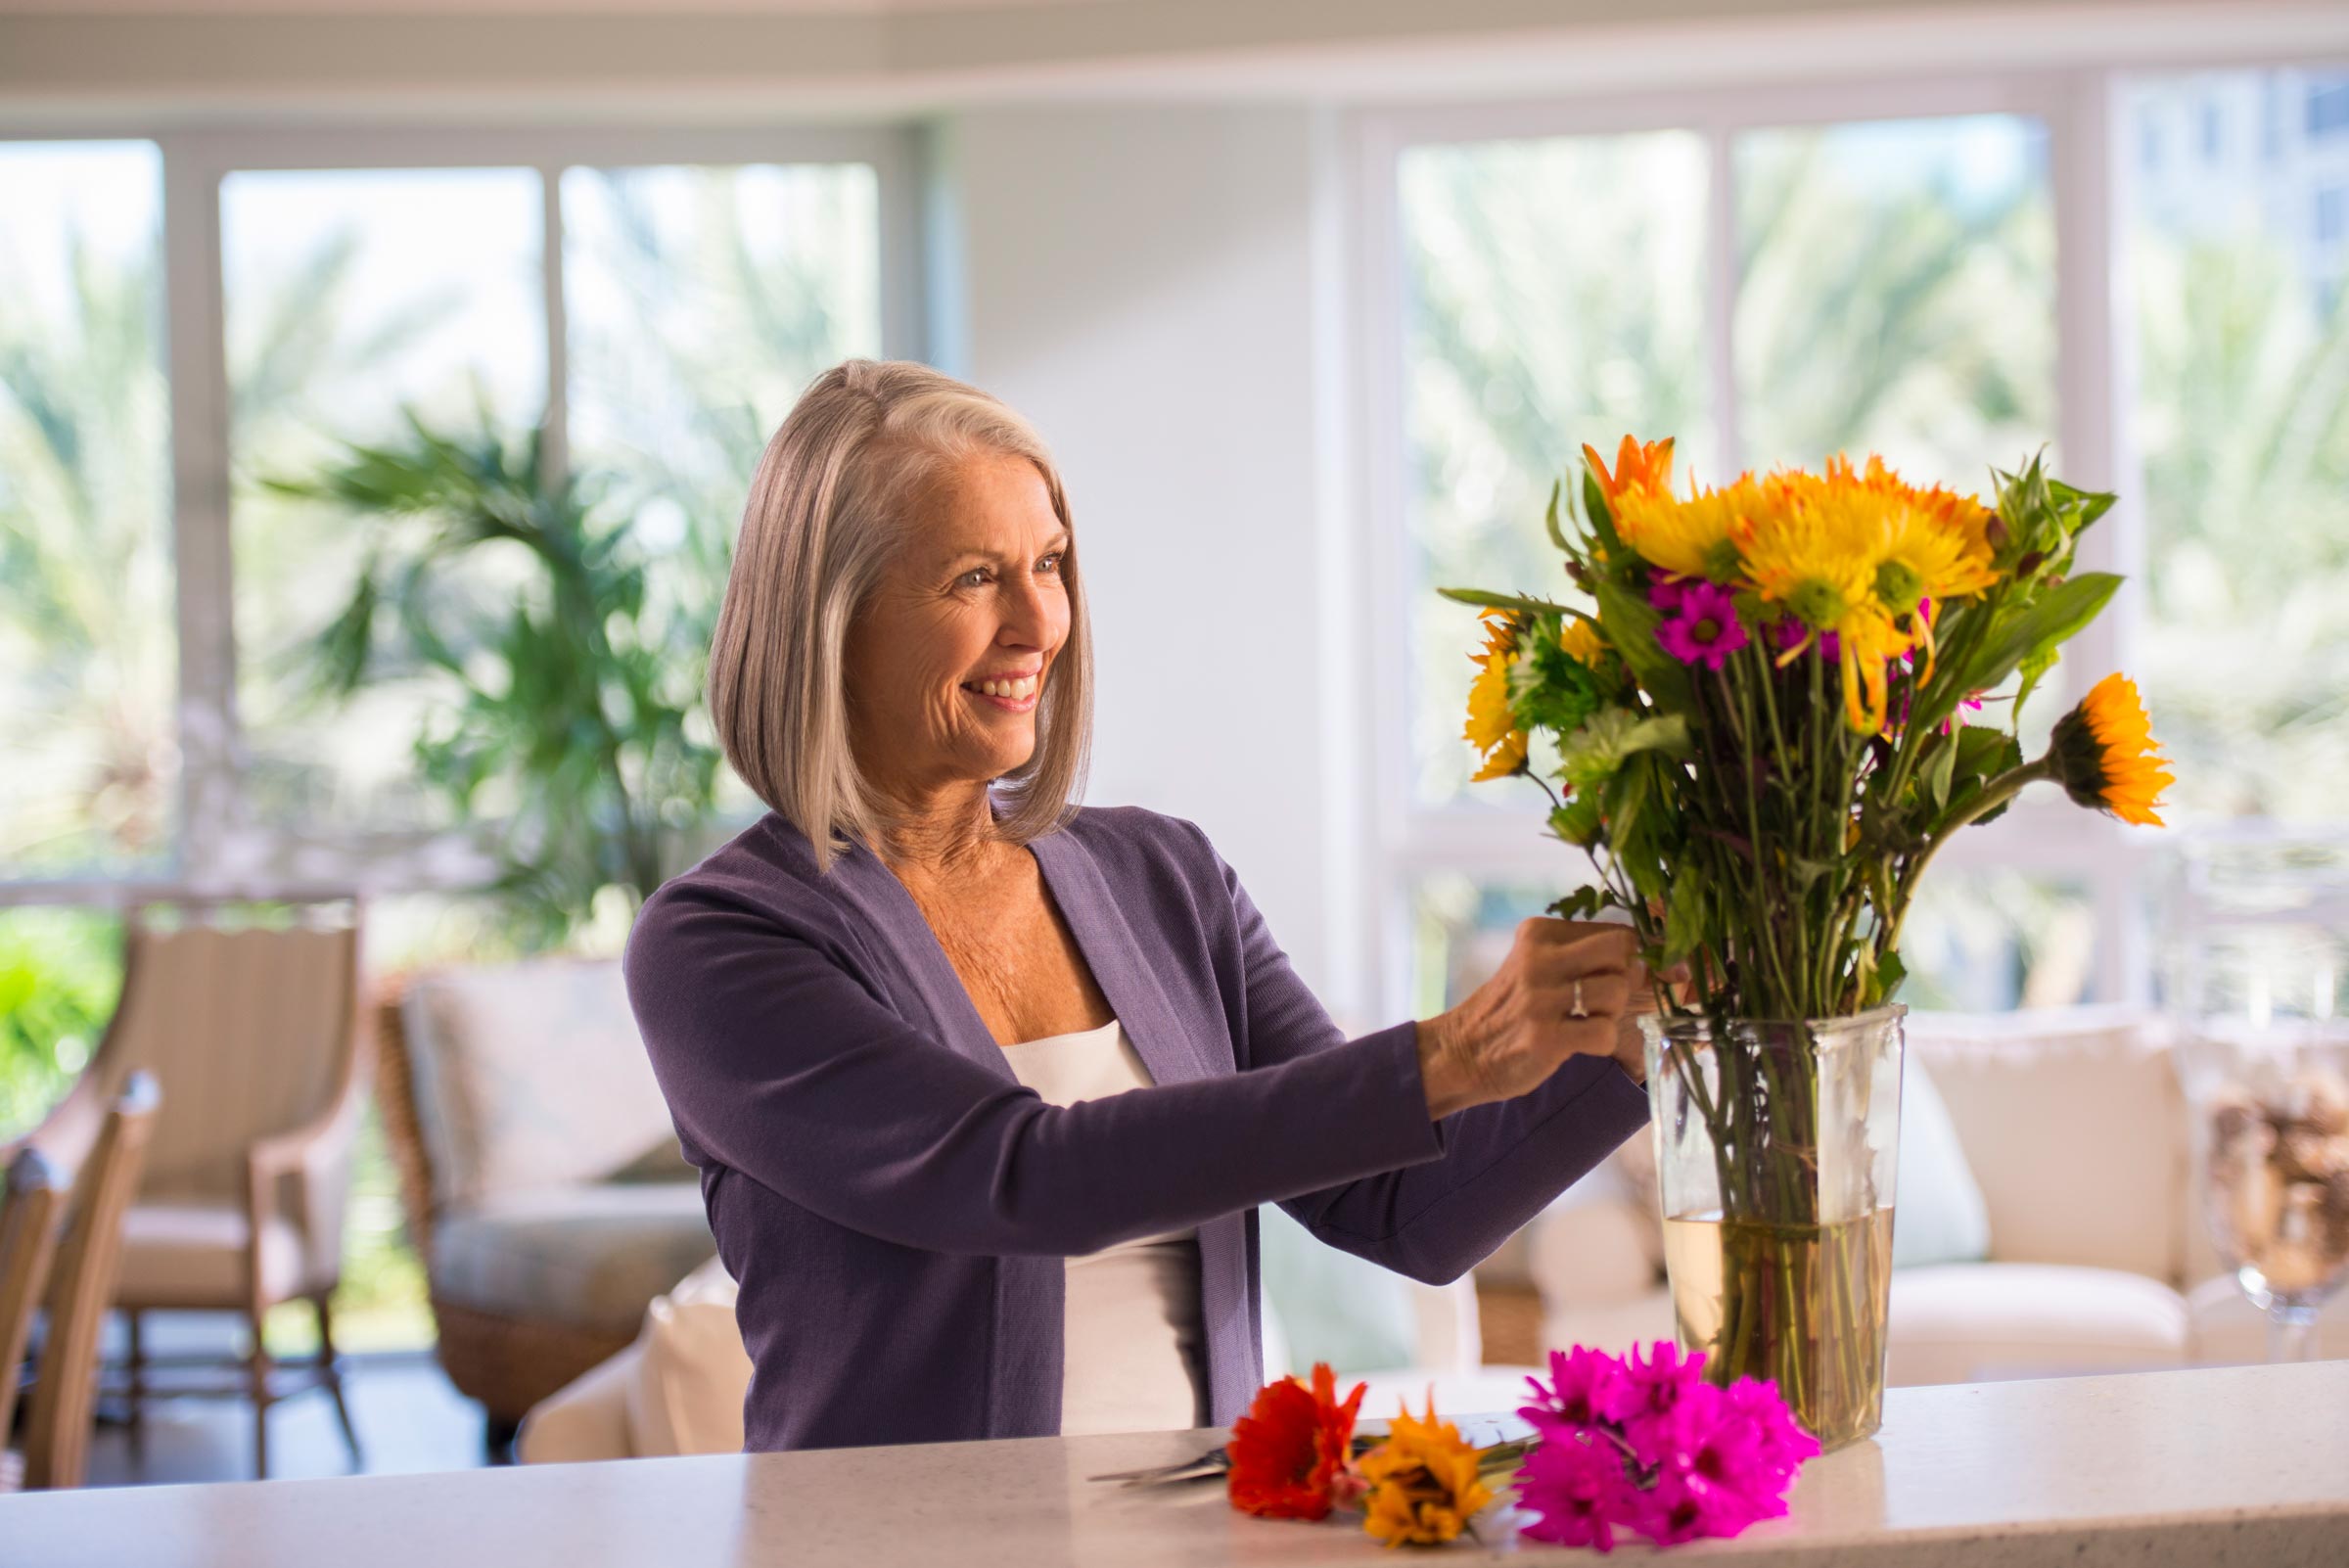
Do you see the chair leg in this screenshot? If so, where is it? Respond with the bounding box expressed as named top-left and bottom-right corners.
top-left (313, 1292), bottom-right (361, 1466)
top-left (124, 1309), bottom-right (147, 1468)
top-left (246, 1306), bottom-right (272, 1481)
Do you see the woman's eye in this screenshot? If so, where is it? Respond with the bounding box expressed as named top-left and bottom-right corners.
top-left (958, 568), bottom-right (990, 588)
top-left (1038, 552), bottom-right (1063, 574)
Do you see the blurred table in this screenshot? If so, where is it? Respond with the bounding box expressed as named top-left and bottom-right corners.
top-left (5, 1361), bottom-right (2346, 1566)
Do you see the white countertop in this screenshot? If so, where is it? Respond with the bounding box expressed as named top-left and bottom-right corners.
top-left (5, 1361), bottom-right (2346, 1566)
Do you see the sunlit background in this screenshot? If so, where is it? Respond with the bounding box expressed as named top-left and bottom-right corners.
top-left (2, 6), bottom-right (2344, 1357)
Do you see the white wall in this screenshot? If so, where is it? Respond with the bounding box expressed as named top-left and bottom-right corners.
top-left (938, 105), bottom-right (1368, 1021)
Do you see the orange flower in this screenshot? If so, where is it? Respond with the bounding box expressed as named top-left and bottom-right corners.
top-left (1356, 1392), bottom-right (1495, 1548)
top-left (2050, 673), bottom-right (2175, 827)
top-left (1227, 1362), bottom-right (1367, 1521)
top-left (1583, 435), bottom-right (1676, 504)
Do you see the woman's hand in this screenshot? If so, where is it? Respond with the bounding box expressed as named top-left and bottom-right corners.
top-left (1413, 919), bottom-right (1654, 1120)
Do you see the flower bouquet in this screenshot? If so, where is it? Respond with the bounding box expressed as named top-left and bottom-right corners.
top-left (1089, 1346), bottom-right (1819, 1552)
top-left (1446, 438), bottom-right (2173, 1447)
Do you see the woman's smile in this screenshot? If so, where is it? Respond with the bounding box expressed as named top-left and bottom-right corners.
top-left (961, 676), bottom-right (1041, 713)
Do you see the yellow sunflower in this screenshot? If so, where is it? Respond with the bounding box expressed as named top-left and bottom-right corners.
top-left (1786, 468), bottom-right (1999, 682)
top-left (1737, 474), bottom-right (1906, 731)
top-left (1611, 474), bottom-right (1760, 583)
top-left (2050, 673), bottom-right (2175, 827)
top-left (1357, 1395), bottom-right (1494, 1548)
top-left (1464, 608), bottom-right (1529, 781)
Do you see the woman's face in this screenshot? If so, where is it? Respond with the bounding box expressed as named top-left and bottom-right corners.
top-left (845, 449), bottom-right (1072, 805)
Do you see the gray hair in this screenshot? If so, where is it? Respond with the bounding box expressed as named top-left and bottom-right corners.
top-left (707, 359), bottom-right (1092, 873)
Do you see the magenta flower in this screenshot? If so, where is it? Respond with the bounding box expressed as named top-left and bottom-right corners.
top-left (1774, 616), bottom-right (1842, 663)
top-left (1648, 577), bottom-right (1688, 615)
top-left (1520, 1346), bottom-right (1625, 1436)
top-left (1632, 1468), bottom-right (1761, 1545)
top-left (1514, 1432), bottom-right (1638, 1552)
top-left (1720, 1376), bottom-right (1822, 1485)
top-left (1608, 1340), bottom-right (1707, 1459)
top-left (1509, 1343), bottom-right (1814, 1552)
top-left (1655, 581), bottom-right (1748, 671)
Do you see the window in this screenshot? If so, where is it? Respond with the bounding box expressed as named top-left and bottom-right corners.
top-left (225, 167), bottom-right (548, 831)
top-left (1, 126), bottom-right (905, 1351)
top-left (0, 142), bottom-right (173, 878)
top-left (0, 128), bottom-right (903, 896)
top-left (2128, 70), bottom-right (2349, 824)
top-left (1398, 132), bottom-right (1711, 811)
top-left (1374, 94), bottom-right (2072, 1014)
top-left (562, 161), bottom-right (883, 818)
top-left (2309, 81), bottom-right (2349, 137)
top-left (1735, 115), bottom-right (2054, 487)
top-left (1366, 61), bottom-right (2349, 1023)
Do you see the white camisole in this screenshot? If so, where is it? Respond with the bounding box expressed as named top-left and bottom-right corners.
top-left (998, 1017), bottom-right (1209, 1436)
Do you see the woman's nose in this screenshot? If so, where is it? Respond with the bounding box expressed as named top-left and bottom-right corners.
top-left (998, 569), bottom-right (1060, 647)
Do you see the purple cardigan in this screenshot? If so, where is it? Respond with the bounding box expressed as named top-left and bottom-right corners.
top-left (622, 799), bottom-right (1651, 1453)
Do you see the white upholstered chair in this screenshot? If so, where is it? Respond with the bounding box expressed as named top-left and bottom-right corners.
top-left (516, 1215), bottom-right (1538, 1463)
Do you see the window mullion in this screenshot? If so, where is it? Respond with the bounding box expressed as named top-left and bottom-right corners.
top-left (160, 136), bottom-right (241, 896)
top-left (539, 163), bottom-right (571, 500)
top-left (2050, 67), bottom-right (2148, 1004)
top-left (1706, 122), bottom-right (1742, 473)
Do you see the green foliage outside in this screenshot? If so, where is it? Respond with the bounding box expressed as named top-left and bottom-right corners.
top-left (0, 907), bottom-right (122, 1139)
top-left (261, 410), bottom-right (725, 953)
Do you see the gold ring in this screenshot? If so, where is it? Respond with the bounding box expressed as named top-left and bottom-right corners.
top-left (1569, 978), bottom-right (1588, 1019)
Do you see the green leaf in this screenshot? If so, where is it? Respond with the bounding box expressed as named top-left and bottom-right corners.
top-left (1559, 709), bottom-right (1693, 792)
top-left (1868, 949), bottom-right (1909, 1008)
top-left (1955, 722), bottom-right (2015, 781)
top-left (1958, 572), bottom-right (2121, 696)
top-left (1925, 729), bottom-right (1958, 810)
top-left (1543, 480), bottom-right (1570, 556)
top-left (1548, 885), bottom-right (1610, 922)
top-left (2048, 477), bottom-right (2117, 532)
top-left (2014, 644), bottom-right (2059, 723)
top-left (1786, 853), bottom-right (1839, 891)
top-left (1662, 873), bottom-right (1705, 966)
top-left (1435, 586), bottom-right (1573, 616)
top-left (1589, 579), bottom-right (1696, 716)
top-left (1549, 796), bottom-right (1604, 849)
top-left (1582, 468), bottom-right (1621, 556)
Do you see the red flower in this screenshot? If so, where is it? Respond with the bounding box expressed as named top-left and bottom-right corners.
top-left (1226, 1362), bottom-right (1367, 1520)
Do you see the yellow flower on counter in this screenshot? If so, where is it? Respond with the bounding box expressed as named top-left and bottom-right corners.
top-left (1357, 1394), bottom-right (1494, 1549)
top-left (1464, 608), bottom-right (1529, 781)
top-left (2050, 673), bottom-right (2175, 827)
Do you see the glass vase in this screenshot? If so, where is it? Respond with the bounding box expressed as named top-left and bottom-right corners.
top-left (1639, 1004), bottom-right (1907, 1452)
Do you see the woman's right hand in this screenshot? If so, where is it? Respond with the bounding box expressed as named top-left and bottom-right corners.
top-left (1413, 918), bottom-right (1641, 1120)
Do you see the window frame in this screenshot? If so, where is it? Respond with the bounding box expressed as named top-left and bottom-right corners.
top-left (0, 120), bottom-right (922, 909)
top-left (1344, 64), bottom-right (2225, 1025)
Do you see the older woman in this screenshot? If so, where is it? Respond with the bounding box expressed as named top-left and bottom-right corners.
top-left (623, 358), bottom-right (1656, 1455)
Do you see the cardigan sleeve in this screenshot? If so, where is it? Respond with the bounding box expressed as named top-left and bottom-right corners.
top-left (1182, 823), bottom-right (1653, 1285)
top-left (622, 877), bottom-right (1452, 1259)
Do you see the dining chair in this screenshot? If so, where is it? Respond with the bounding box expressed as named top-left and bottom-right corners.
top-left (8, 897), bottom-right (369, 1480)
top-left (0, 1148), bottom-right (69, 1493)
top-left (2, 1073), bottom-right (161, 1492)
